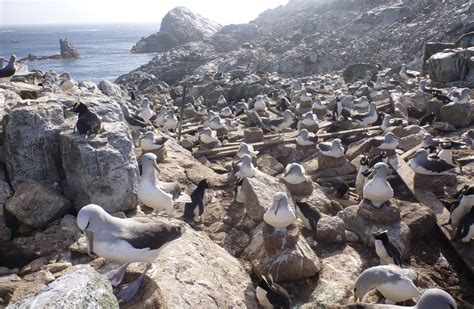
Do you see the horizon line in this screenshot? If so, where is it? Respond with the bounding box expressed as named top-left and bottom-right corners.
top-left (0, 21), bottom-right (163, 27)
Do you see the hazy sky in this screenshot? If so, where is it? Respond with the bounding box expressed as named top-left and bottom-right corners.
top-left (0, 0), bottom-right (289, 25)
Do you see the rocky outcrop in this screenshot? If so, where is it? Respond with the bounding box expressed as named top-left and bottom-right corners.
top-left (132, 224), bottom-right (258, 308)
top-left (3, 102), bottom-right (67, 189)
top-left (5, 179), bottom-right (71, 228)
top-left (131, 7), bottom-right (221, 53)
top-left (8, 266), bottom-right (118, 308)
top-left (426, 47), bottom-right (474, 84)
top-left (59, 38), bottom-right (80, 59)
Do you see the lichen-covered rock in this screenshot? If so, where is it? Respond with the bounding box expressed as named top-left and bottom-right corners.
top-left (317, 216), bottom-right (346, 244)
top-left (426, 47), bottom-right (474, 83)
top-left (244, 223), bottom-right (322, 283)
top-left (440, 102), bottom-right (474, 128)
top-left (60, 122), bottom-right (139, 212)
top-left (8, 266), bottom-right (118, 308)
top-left (5, 179), bottom-right (71, 228)
top-left (3, 102), bottom-right (67, 189)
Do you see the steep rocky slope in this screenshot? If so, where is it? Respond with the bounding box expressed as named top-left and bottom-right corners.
top-left (119, 0), bottom-right (473, 88)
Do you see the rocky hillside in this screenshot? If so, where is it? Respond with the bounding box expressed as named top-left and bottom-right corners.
top-left (119, 0), bottom-right (473, 89)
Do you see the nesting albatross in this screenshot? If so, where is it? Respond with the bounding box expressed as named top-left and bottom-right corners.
top-left (76, 204), bottom-right (182, 303)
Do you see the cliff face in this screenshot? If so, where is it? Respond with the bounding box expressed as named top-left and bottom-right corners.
top-left (119, 0), bottom-right (473, 88)
top-left (131, 6), bottom-right (222, 53)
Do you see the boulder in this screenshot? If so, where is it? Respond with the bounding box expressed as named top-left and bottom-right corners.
top-left (3, 102), bottom-right (67, 189)
top-left (98, 80), bottom-right (126, 100)
top-left (440, 102), bottom-right (474, 128)
top-left (338, 205), bottom-right (411, 258)
top-left (306, 246), bottom-right (363, 307)
top-left (59, 38), bottom-right (80, 59)
top-left (262, 223), bottom-right (300, 255)
top-left (131, 7), bottom-right (221, 53)
top-left (0, 165), bottom-right (12, 241)
top-left (244, 223), bottom-right (322, 283)
top-left (127, 225), bottom-right (257, 308)
top-left (60, 122), bottom-right (139, 212)
top-left (421, 42), bottom-right (456, 75)
top-left (398, 201), bottom-right (436, 240)
top-left (241, 171), bottom-right (292, 220)
top-left (5, 179), bottom-right (71, 228)
top-left (257, 154), bottom-right (284, 176)
top-left (316, 216), bottom-right (346, 244)
top-left (343, 63), bottom-right (379, 83)
top-left (9, 266), bottom-right (118, 308)
top-left (426, 47), bottom-right (474, 83)
top-left (280, 177), bottom-right (313, 198)
top-left (211, 23), bottom-right (259, 53)
top-left (455, 31), bottom-right (474, 48)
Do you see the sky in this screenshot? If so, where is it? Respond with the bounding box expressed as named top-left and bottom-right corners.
top-left (0, 0), bottom-right (289, 25)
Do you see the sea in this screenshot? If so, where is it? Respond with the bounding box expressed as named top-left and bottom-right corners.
top-left (0, 23), bottom-right (159, 83)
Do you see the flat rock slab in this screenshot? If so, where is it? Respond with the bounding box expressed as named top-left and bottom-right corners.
top-left (357, 199), bottom-right (401, 224)
top-left (262, 223), bottom-right (300, 255)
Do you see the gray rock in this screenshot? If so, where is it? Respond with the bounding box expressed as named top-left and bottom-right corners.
top-left (244, 223), bottom-right (322, 283)
top-left (241, 172), bottom-right (292, 220)
top-left (211, 23), bottom-right (259, 53)
top-left (60, 122), bottom-right (139, 212)
top-left (455, 31), bottom-right (474, 48)
top-left (398, 201), bottom-right (436, 241)
top-left (98, 80), bottom-right (126, 100)
top-left (426, 47), bottom-right (474, 83)
top-left (338, 205), bottom-right (410, 258)
top-left (440, 102), bottom-right (474, 128)
top-left (316, 216), bottom-right (346, 244)
top-left (131, 7), bottom-right (221, 53)
top-left (5, 179), bottom-right (71, 228)
top-left (257, 154), bottom-right (284, 176)
top-left (3, 102), bottom-right (67, 189)
top-left (59, 38), bottom-right (80, 59)
top-left (343, 63), bottom-right (378, 83)
top-left (8, 265), bottom-right (118, 308)
top-left (0, 165), bottom-right (12, 241)
top-left (421, 42), bottom-right (456, 75)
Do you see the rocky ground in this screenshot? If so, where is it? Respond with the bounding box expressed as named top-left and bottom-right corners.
top-left (1, 1), bottom-right (474, 308)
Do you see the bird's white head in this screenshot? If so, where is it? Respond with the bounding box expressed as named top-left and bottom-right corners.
top-left (77, 204), bottom-right (107, 232)
top-left (142, 152), bottom-right (159, 172)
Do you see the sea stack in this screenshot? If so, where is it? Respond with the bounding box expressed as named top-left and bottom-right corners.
top-left (60, 38), bottom-right (80, 59)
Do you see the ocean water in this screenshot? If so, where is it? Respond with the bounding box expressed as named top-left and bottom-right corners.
top-left (0, 23), bottom-right (159, 83)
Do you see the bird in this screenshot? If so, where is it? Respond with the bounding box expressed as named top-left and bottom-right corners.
top-left (399, 64), bottom-right (417, 81)
top-left (317, 138), bottom-right (345, 158)
top-left (312, 98), bottom-right (327, 112)
top-left (256, 274), bottom-right (291, 309)
top-left (300, 91), bottom-right (312, 103)
top-left (449, 87), bottom-right (470, 104)
top-left (138, 99), bottom-right (154, 123)
top-left (356, 155), bottom-right (370, 199)
top-left (373, 230), bottom-right (402, 266)
top-left (235, 154), bottom-right (256, 178)
top-left (182, 179), bottom-right (210, 223)
top-left (154, 107), bottom-right (168, 127)
top-left (225, 118), bottom-right (239, 132)
top-left (137, 153), bottom-right (191, 217)
top-left (0, 55), bottom-right (16, 79)
top-left (368, 151), bottom-right (388, 168)
top-left (419, 112), bottom-right (438, 126)
top-left (298, 112), bottom-right (318, 130)
top-left (352, 102), bottom-right (378, 133)
top-left (421, 133), bottom-right (466, 151)
top-left (437, 143), bottom-right (454, 165)
top-left (353, 265), bottom-right (420, 304)
top-left (353, 96), bottom-right (369, 110)
top-left (76, 204), bottom-right (182, 303)
top-left (236, 142), bottom-right (259, 159)
top-left (296, 129), bottom-right (318, 146)
top-left (408, 288), bottom-right (457, 309)
top-left (409, 149), bottom-right (455, 175)
top-left (447, 186), bottom-right (474, 229)
top-left (277, 97), bottom-right (290, 112)
top-left (255, 97), bottom-right (267, 111)
top-left (453, 207), bottom-right (474, 243)
top-left (331, 98), bottom-right (352, 121)
top-left (294, 200), bottom-right (321, 236)
top-left (163, 110), bottom-right (178, 132)
top-left (370, 132), bottom-right (399, 150)
top-left (418, 79), bottom-right (443, 96)
top-left (363, 162), bottom-right (393, 208)
top-left (200, 127), bottom-right (220, 145)
top-left (69, 102), bottom-right (102, 138)
top-left (60, 72), bottom-right (77, 92)
top-left (266, 110), bottom-right (293, 132)
top-left (140, 131), bottom-right (167, 151)
top-left (217, 95), bottom-right (227, 108)
top-left (263, 192), bottom-right (296, 235)
top-left (283, 163), bottom-right (306, 185)
top-left (209, 115), bottom-right (225, 130)
top-left (220, 106), bottom-right (233, 118)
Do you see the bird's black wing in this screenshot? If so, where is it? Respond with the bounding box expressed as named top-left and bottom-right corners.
top-left (386, 242), bottom-right (402, 265)
top-left (121, 222), bottom-right (181, 250)
top-left (268, 284), bottom-right (291, 309)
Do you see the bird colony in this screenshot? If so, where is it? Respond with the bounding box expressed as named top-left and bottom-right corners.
top-left (1, 35), bottom-right (474, 309)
